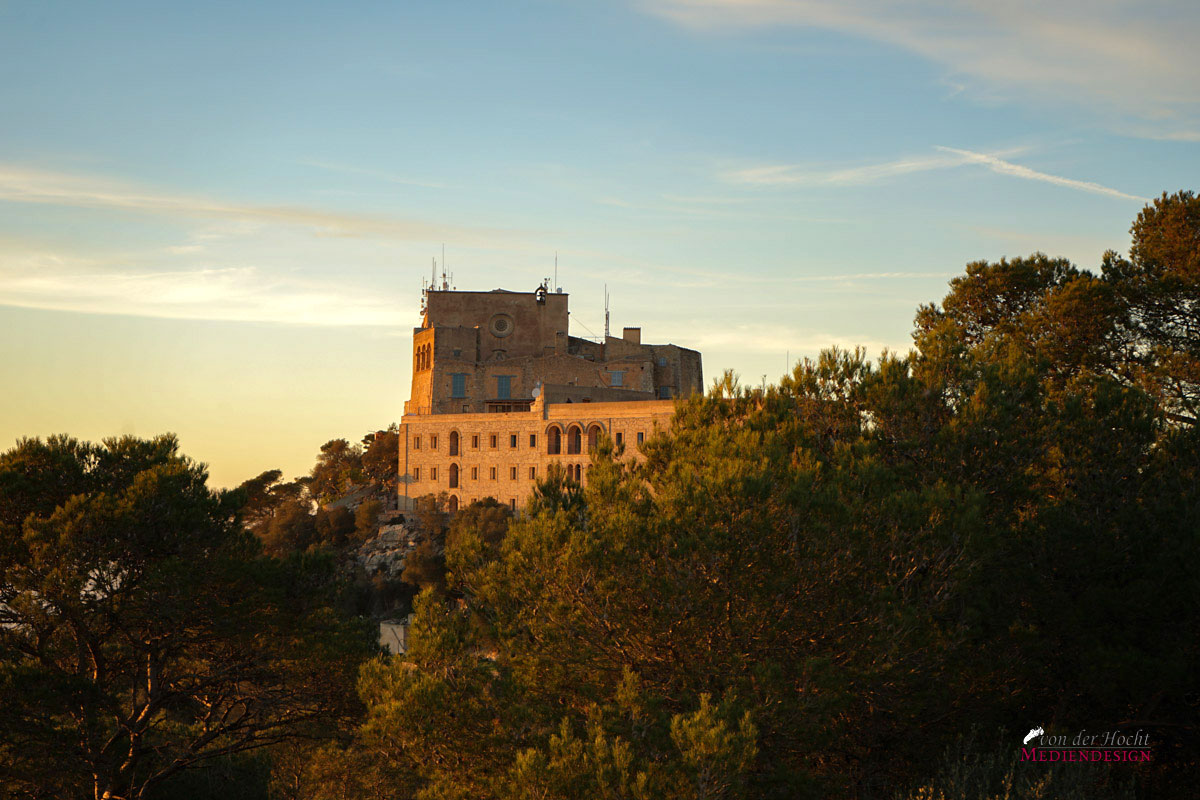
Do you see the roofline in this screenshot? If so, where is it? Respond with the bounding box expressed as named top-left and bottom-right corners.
top-left (425, 288), bottom-right (569, 297)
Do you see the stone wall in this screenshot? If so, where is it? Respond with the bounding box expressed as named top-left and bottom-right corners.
top-left (399, 396), bottom-right (676, 511)
top-left (398, 285), bottom-right (702, 511)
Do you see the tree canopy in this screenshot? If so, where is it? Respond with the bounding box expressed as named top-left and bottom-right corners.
top-left (316, 193), bottom-right (1200, 799)
top-left (0, 435), bottom-right (373, 800)
top-left (5, 193), bottom-right (1199, 800)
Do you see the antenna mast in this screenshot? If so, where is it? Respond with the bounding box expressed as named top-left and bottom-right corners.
top-left (604, 284), bottom-right (610, 339)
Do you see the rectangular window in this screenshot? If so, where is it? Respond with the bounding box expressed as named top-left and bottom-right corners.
top-left (490, 434), bottom-right (498, 449)
top-left (657, 356), bottom-right (667, 366)
top-left (412, 467), bottom-right (420, 481)
top-left (414, 435), bottom-right (421, 450)
top-left (472, 434), bottom-right (479, 449)
top-left (510, 466), bottom-right (517, 480)
top-left (471, 466), bottom-right (478, 480)
top-left (658, 386), bottom-right (672, 399)
top-left (451, 373), bottom-right (468, 398)
top-left (510, 433), bottom-right (518, 448)
top-left (529, 433), bottom-right (537, 448)
top-left (490, 466), bottom-right (497, 480)
top-left (637, 431), bottom-right (644, 445)
top-left (496, 375), bottom-right (513, 399)
top-left (609, 370), bottom-right (624, 387)
top-left (529, 466), bottom-right (536, 479)
top-left (431, 434), bottom-right (439, 450)
top-left (509, 499), bottom-right (516, 511)
top-left (615, 432), bottom-right (624, 445)
top-left (431, 467), bottom-right (438, 481)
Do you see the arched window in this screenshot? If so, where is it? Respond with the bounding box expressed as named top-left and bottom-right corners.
top-left (449, 495), bottom-right (459, 513)
top-left (587, 424), bottom-right (603, 453)
top-left (449, 463), bottom-right (459, 489)
top-left (449, 431), bottom-right (459, 456)
top-left (567, 425), bottom-right (582, 455)
top-left (547, 426), bottom-right (562, 455)
top-left (574, 464), bottom-right (582, 482)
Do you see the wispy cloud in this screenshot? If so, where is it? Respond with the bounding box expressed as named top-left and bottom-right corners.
top-left (683, 320), bottom-right (910, 359)
top-left (725, 151), bottom-right (993, 186)
top-left (0, 254), bottom-right (409, 327)
top-left (0, 164), bottom-right (511, 243)
top-left (659, 193), bottom-right (748, 205)
top-left (935, 147), bottom-right (1150, 202)
top-left (594, 194), bottom-right (750, 219)
top-left (300, 159), bottom-right (451, 189)
top-left (642, 0), bottom-right (1200, 125)
top-left (1122, 128), bottom-right (1200, 143)
top-left (726, 146), bottom-right (1147, 202)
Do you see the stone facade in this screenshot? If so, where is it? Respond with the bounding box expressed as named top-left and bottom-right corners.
top-left (399, 285), bottom-right (702, 512)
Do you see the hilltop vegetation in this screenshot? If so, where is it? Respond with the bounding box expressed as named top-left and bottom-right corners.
top-left (2, 192), bottom-right (1198, 799)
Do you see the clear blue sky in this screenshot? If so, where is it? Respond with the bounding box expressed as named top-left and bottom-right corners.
top-left (2, 0), bottom-right (1195, 486)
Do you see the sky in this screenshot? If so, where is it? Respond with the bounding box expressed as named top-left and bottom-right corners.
top-left (1, 0), bottom-right (1196, 488)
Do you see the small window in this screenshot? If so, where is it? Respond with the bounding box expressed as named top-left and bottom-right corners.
top-left (472, 434), bottom-right (479, 449)
top-left (529, 466), bottom-right (536, 479)
top-left (657, 356), bottom-right (667, 367)
top-left (496, 375), bottom-right (513, 399)
top-left (453, 348), bottom-right (462, 357)
top-left (658, 386), bottom-right (672, 399)
top-left (451, 373), bottom-right (468, 398)
top-left (615, 431), bottom-right (624, 445)
top-left (414, 435), bottom-right (421, 450)
top-left (509, 499), bottom-right (516, 511)
top-left (431, 434), bottom-right (439, 450)
top-left (431, 467), bottom-right (438, 481)
top-left (490, 434), bottom-right (498, 449)
top-left (490, 466), bottom-right (497, 480)
top-left (637, 431), bottom-right (644, 445)
top-left (412, 467), bottom-right (420, 481)
top-left (510, 433), bottom-right (518, 448)
top-left (471, 466), bottom-right (478, 480)
top-left (529, 433), bottom-right (537, 448)
top-left (510, 466), bottom-right (517, 480)
top-left (609, 370), bottom-right (624, 387)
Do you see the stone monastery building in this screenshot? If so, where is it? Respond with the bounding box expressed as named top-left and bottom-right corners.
top-left (398, 283), bottom-right (703, 512)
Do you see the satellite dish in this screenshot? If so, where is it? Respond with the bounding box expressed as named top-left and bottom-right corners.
top-left (532, 381), bottom-right (542, 398)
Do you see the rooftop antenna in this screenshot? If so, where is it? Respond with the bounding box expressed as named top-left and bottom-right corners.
top-left (604, 284), bottom-right (610, 339)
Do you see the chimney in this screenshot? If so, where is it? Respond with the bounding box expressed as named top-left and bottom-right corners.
top-left (622, 327), bottom-right (641, 345)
